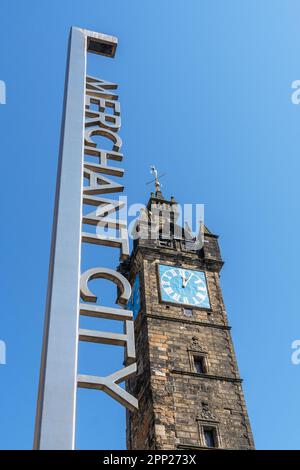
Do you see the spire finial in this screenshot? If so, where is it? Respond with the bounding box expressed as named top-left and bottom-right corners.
top-left (150, 165), bottom-right (161, 193)
top-left (147, 166), bottom-right (166, 196)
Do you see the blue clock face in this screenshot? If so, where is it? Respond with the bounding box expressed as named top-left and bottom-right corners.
top-left (127, 274), bottom-right (140, 319)
top-left (159, 264), bottom-right (210, 308)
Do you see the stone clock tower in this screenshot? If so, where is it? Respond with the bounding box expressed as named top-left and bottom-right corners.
top-left (120, 187), bottom-right (254, 450)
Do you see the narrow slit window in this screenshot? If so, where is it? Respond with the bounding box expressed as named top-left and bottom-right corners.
top-left (194, 356), bottom-right (206, 374)
top-left (203, 427), bottom-right (217, 448)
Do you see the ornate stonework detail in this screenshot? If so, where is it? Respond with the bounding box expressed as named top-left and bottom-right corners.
top-left (188, 336), bottom-right (207, 354)
top-left (197, 402), bottom-right (217, 422)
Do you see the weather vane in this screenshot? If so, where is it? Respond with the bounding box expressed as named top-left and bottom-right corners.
top-left (147, 165), bottom-right (166, 193)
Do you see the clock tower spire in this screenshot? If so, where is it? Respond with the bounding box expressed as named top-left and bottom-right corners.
top-left (120, 190), bottom-right (254, 450)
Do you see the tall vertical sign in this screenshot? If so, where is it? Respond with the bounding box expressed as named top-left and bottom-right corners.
top-left (34, 27), bottom-right (137, 450)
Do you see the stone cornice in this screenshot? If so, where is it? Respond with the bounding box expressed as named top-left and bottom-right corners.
top-left (131, 245), bottom-right (224, 271)
top-left (177, 444), bottom-right (228, 451)
top-left (146, 313), bottom-right (231, 331)
top-left (171, 369), bottom-right (242, 384)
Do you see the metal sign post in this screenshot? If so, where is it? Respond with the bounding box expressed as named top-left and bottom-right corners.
top-left (34, 27), bottom-right (137, 450)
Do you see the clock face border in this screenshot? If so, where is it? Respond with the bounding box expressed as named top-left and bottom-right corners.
top-left (157, 263), bottom-right (212, 310)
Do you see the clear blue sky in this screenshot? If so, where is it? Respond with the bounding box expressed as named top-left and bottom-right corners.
top-left (0, 0), bottom-right (300, 450)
